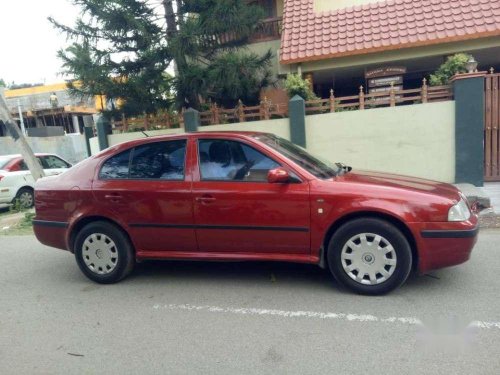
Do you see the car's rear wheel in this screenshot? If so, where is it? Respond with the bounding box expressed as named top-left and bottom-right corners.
top-left (74, 221), bottom-right (134, 283)
top-left (13, 187), bottom-right (34, 208)
top-left (327, 218), bottom-right (412, 295)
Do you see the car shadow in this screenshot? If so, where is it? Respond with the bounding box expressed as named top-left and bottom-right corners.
top-left (128, 259), bottom-right (457, 295)
top-left (130, 259), bottom-right (338, 291)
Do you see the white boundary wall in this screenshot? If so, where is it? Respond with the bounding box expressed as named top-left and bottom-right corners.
top-left (305, 102), bottom-right (455, 182)
top-left (90, 102), bottom-right (454, 182)
top-left (201, 118), bottom-right (290, 139)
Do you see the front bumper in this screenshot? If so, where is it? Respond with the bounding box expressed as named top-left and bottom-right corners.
top-left (411, 215), bottom-right (479, 273)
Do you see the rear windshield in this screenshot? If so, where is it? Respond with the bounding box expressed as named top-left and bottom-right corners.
top-left (0, 157), bottom-right (13, 170)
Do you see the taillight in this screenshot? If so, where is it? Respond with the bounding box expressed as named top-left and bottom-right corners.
top-left (0, 175), bottom-right (4, 182)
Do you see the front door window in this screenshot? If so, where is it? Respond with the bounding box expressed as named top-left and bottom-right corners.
top-left (198, 139), bottom-right (280, 182)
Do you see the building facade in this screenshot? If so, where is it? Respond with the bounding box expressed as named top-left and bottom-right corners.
top-left (0, 82), bottom-right (101, 137)
top-left (247, 0), bottom-right (500, 98)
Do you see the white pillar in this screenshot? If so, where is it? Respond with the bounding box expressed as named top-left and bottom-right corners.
top-left (72, 115), bottom-right (80, 133)
top-left (17, 100), bottom-right (27, 136)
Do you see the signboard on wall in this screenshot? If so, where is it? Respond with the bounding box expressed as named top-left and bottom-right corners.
top-left (365, 66), bottom-right (406, 96)
top-left (368, 76), bottom-right (403, 88)
top-left (370, 85), bottom-right (402, 93)
top-left (365, 67), bottom-right (407, 79)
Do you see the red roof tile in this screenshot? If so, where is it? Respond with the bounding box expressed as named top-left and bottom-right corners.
top-left (280, 0), bottom-right (500, 64)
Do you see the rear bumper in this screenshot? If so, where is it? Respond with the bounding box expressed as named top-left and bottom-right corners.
top-left (33, 219), bottom-right (69, 251)
top-left (411, 215), bottom-right (479, 273)
top-left (0, 188), bottom-right (15, 204)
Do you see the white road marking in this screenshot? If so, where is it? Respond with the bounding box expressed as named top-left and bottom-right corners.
top-left (153, 303), bottom-right (500, 330)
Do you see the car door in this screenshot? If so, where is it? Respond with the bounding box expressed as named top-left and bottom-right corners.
top-left (92, 138), bottom-right (196, 253)
top-left (192, 137), bottom-right (311, 255)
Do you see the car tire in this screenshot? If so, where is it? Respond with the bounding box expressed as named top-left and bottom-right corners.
top-left (13, 187), bottom-right (34, 208)
top-left (74, 221), bottom-right (135, 284)
top-left (327, 218), bottom-right (412, 295)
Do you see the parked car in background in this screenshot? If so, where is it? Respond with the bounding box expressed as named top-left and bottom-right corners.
top-left (0, 153), bottom-right (72, 208)
top-left (33, 132), bottom-right (479, 294)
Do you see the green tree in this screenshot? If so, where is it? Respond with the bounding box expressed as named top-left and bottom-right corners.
top-left (51, 0), bottom-right (273, 115)
top-left (51, 0), bottom-right (171, 116)
top-left (0, 78), bottom-right (6, 87)
top-left (429, 53), bottom-right (473, 86)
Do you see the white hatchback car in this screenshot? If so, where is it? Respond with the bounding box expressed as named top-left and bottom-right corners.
top-left (0, 153), bottom-right (72, 208)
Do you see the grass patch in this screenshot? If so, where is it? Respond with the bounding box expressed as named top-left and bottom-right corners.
top-left (0, 211), bottom-right (35, 236)
top-left (0, 200), bottom-right (30, 216)
top-left (19, 211), bottom-right (36, 229)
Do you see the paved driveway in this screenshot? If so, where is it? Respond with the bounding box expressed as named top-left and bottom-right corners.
top-left (1, 232), bottom-right (500, 374)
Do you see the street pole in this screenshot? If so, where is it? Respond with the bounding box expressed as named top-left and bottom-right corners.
top-left (17, 99), bottom-right (26, 136)
top-left (0, 95), bottom-right (45, 180)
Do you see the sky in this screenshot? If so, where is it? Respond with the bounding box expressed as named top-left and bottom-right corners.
top-left (0, 0), bottom-right (80, 86)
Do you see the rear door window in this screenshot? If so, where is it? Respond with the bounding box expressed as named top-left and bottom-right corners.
top-left (99, 149), bottom-right (132, 179)
top-left (99, 140), bottom-right (187, 180)
top-left (18, 161), bottom-right (29, 171)
top-left (129, 140), bottom-right (186, 180)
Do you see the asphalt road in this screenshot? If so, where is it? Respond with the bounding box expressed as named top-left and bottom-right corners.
top-left (1, 231), bottom-right (500, 375)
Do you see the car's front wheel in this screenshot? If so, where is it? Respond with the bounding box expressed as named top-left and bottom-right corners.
top-left (74, 221), bottom-right (135, 283)
top-left (327, 218), bottom-right (412, 295)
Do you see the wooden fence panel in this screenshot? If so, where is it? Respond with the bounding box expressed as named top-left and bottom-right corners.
top-left (304, 81), bottom-right (452, 114)
top-left (485, 73), bottom-right (500, 181)
top-left (113, 81), bottom-right (454, 133)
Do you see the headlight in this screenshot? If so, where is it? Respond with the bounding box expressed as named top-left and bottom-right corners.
top-left (448, 199), bottom-right (471, 222)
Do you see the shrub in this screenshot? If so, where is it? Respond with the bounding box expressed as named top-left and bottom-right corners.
top-left (429, 53), bottom-right (473, 86)
top-left (284, 74), bottom-right (317, 100)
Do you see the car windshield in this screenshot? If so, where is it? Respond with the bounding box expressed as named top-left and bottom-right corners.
top-left (253, 134), bottom-right (340, 179)
top-left (0, 157), bottom-right (13, 170)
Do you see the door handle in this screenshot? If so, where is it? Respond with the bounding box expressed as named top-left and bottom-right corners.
top-left (104, 194), bottom-right (123, 202)
top-left (195, 195), bottom-right (216, 203)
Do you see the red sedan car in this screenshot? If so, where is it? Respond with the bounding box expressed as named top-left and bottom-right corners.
top-left (33, 132), bottom-right (479, 294)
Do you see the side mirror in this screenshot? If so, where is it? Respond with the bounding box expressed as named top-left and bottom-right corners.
top-left (267, 167), bottom-right (290, 183)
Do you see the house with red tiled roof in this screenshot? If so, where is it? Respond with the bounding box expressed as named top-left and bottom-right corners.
top-left (246, 0), bottom-right (500, 98)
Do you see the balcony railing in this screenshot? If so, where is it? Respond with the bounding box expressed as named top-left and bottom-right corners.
top-left (201, 16), bottom-right (283, 47)
top-left (249, 16), bottom-right (282, 42)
